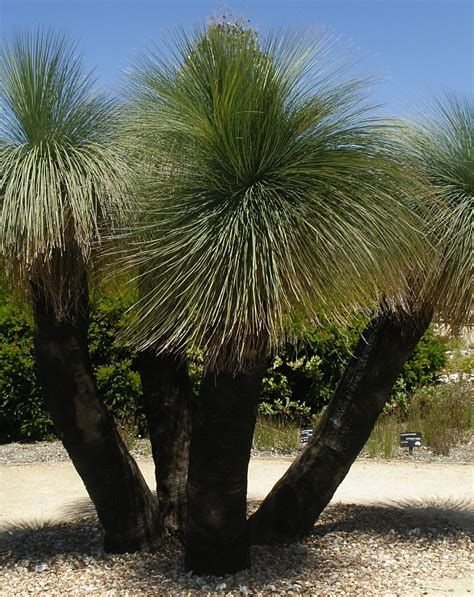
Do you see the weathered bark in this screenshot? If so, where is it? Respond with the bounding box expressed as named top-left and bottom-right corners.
top-left (248, 309), bottom-right (432, 545)
top-left (138, 348), bottom-right (193, 537)
top-left (184, 357), bottom-right (268, 575)
top-left (31, 277), bottom-right (165, 553)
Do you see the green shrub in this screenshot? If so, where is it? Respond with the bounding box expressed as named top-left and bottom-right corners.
top-left (259, 317), bottom-right (365, 421)
top-left (260, 319), bottom-right (448, 423)
top-left (259, 356), bottom-right (312, 424)
top-left (407, 382), bottom-right (472, 454)
top-left (88, 291), bottom-right (147, 435)
top-left (365, 418), bottom-right (399, 459)
top-left (0, 290), bottom-right (144, 442)
top-left (400, 326), bottom-right (448, 390)
top-left (188, 349), bottom-right (204, 397)
top-left (445, 349), bottom-right (474, 378)
top-left (382, 327), bottom-right (448, 418)
top-left (0, 287), bottom-right (452, 442)
top-left (0, 300), bottom-right (55, 442)
top-left (365, 381), bottom-right (472, 457)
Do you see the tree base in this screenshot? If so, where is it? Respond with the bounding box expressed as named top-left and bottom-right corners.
top-left (184, 356), bottom-right (267, 575)
top-left (104, 525), bottom-right (164, 554)
top-left (185, 541), bottom-right (250, 575)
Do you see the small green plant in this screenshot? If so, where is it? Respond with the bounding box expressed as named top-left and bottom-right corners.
top-left (259, 323), bottom-right (448, 423)
top-left (253, 416), bottom-right (300, 452)
top-left (365, 418), bottom-right (400, 459)
top-left (407, 382), bottom-right (472, 454)
top-left (258, 394), bottom-right (312, 425)
top-left (445, 351), bottom-right (474, 378)
top-left (259, 319), bottom-right (365, 417)
top-left (365, 381), bottom-right (472, 457)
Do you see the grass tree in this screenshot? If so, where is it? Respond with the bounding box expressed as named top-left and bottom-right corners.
top-left (0, 30), bottom-right (164, 552)
top-left (123, 21), bottom-right (424, 574)
top-left (249, 93), bottom-right (473, 545)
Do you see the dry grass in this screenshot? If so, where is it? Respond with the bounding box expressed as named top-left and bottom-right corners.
top-left (365, 381), bottom-right (472, 457)
top-left (254, 381), bottom-right (473, 457)
top-left (253, 416), bottom-right (300, 452)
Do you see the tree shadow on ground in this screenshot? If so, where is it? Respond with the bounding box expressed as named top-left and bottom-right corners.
top-left (311, 497), bottom-right (473, 539)
top-left (0, 504), bottom-right (313, 592)
top-left (0, 514), bottom-right (102, 559)
top-left (2, 496), bottom-right (471, 561)
top-left (0, 498), bottom-right (471, 594)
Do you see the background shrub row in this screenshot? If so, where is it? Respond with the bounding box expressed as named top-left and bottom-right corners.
top-left (0, 291), bottom-right (448, 442)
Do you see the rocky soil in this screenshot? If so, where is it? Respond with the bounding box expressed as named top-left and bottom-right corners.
top-left (1, 502), bottom-right (472, 596)
top-left (1, 441), bottom-right (472, 595)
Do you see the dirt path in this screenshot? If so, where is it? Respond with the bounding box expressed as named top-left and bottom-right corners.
top-left (1, 457), bottom-right (472, 529)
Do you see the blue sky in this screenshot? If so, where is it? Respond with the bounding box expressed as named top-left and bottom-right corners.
top-left (1, 0), bottom-right (472, 114)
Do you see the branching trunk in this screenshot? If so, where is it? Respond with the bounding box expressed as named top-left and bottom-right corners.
top-left (248, 308), bottom-right (432, 545)
top-left (138, 349), bottom-right (193, 537)
top-left (184, 357), bottom-right (267, 575)
top-left (31, 278), bottom-right (165, 553)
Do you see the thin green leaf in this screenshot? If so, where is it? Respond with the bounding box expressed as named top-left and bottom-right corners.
top-left (0, 30), bottom-right (131, 316)
top-left (120, 23), bottom-right (425, 370)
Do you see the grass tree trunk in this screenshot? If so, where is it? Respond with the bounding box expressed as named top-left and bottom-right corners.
top-left (248, 308), bottom-right (432, 545)
top-left (138, 348), bottom-right (193, 537)
top-left (30, 276), bottom-right (165, 553)
top-left (184, 356), bottom-right (268, 575)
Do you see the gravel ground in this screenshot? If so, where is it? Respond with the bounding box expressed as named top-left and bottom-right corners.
top-left (1, 441), bottom-right (472, 595)
top-left (1, 502), bottom-right (472, 596)
top-left (0, 441), bottom-right (150, 465)
top-left (1, 438), bottom-right (472, 465)
top-left (0, 440), bottom-right (154, 465)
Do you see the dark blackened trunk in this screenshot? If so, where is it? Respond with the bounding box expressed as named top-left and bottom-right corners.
top-left (248, 309), bottom-right (432, 545)
top-left (138, 349), bottom-right (192, 537)
top-left (31, 278), bottom-right (164, 553)
top-left (184, 357), bottom-right (267, 575)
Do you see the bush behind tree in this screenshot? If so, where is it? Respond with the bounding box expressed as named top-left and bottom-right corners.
top-left (0, 293), bottom-right (448, 441)
top-left (260, 319), bottom-right (448, 423)
top-left (0, 291), bottom-right (143, 442)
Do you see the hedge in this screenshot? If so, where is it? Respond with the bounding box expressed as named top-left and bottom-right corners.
top-left (0, 293), bottom-right (448, 441)
top-left (259, 320), bottom-right (448, 424)
top-left (0, 291), bottom-right (143, 442)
